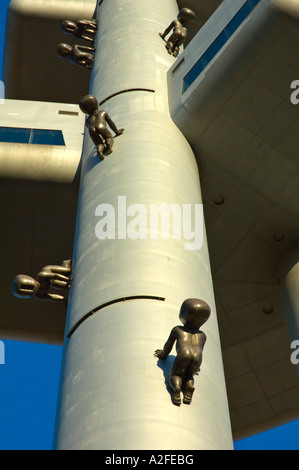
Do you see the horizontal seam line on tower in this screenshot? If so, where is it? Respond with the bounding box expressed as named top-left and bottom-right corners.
top-left (99, 88), bottom-right (155, 106)
top-left (66, 295), bottom-right (165, 338)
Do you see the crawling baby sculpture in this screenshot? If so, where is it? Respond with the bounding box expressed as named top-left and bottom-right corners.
top-left (61, 19), bottom-right (97, 43)
top-left (155, 298), bottom-right (210, 405)
top-left (159, 8), bottom-right (195, 57)
top-left (79, 94), bottom-right (124, 160)
top-left (12, 259), bottom-right (72, 303)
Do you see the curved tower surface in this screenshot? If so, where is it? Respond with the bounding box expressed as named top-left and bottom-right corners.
top-left (53, 0), bottom-right (233, 450)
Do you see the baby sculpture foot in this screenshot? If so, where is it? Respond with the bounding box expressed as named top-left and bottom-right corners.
top-left (183, 387), bottom-right (195, 404)
top-left (96, 145), bottom-right (105, 160)
top-left (172, 389), bottom-right (181, 406)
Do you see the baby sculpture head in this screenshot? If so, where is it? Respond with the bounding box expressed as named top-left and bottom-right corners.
top-left (12, 274), bottom-right (39, 299)
top-left (179, 298), bottom-right (210, 330)
top-left (61, 20), bottom-right (77, 35)
top-left (177, 8), bottom-right (195, 26)
top-left (57, 43), bottom-right (73, 58)
top-left (79, 94), bottom-right (99, 116)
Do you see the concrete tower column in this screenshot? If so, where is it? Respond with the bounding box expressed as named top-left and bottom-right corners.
top-left (53, 0), bottom-right (233, 450)
top-left (280, 246), bottom-right (299, 377)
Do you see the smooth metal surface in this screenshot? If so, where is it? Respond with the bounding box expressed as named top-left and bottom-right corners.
top-left (53, 0), bottom-right (233, 450)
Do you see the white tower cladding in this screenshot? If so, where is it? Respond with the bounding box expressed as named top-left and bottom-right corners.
top-left (53, 0), bottom-right (233, 450)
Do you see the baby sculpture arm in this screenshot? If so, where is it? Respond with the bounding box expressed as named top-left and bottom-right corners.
top-left (105, 113), bottom-right (125, 136)
top-left (76, 44), bottom-right (96, 53)
top-left (154, 327), bottom-right (177, 360)
top-left (37, 259), bottom-right (72, 289)
top-left (159, 21), bottom-right (175, 40)
top-left (37, 291), bottom-right (66, 301)
top-left (74, 19), bottom-right (97, 42)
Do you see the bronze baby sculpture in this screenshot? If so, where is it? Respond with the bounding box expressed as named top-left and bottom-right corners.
top-left (61, 19), bottom-right (97, 43)
top-left (57, 43), bottom-right (96, 69)
top-left (159, 8), bottom-right (195, 57)
top-left (12, 259), bottom-right (72, 303)
top-left (79, 94), bottom-right (124, 160)
top-left (155, 298), bottom-right (210, 405)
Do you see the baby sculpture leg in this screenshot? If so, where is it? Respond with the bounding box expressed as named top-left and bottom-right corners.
top-left (169, 375), bottom-right (183, 406)
top-left (168, 354), bottom-right (190, 406)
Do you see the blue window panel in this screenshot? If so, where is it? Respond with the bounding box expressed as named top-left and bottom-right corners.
top-left (0, 127), bottom-right (65, 146)
top-left (182, 0), bottom-right (262, 94)
top-left (31, 129), bottom-right (65, 146)
top-left (0, 127), bottom-right (31, 144)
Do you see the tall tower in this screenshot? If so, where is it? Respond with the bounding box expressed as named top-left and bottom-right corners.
top-left (3, 0), bottom-right (299, 450)
top-left (53, 0), bottom-right (233, 450)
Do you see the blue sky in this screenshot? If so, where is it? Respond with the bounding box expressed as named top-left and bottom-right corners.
top-left (0, 0), bottom-right (299, 450)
